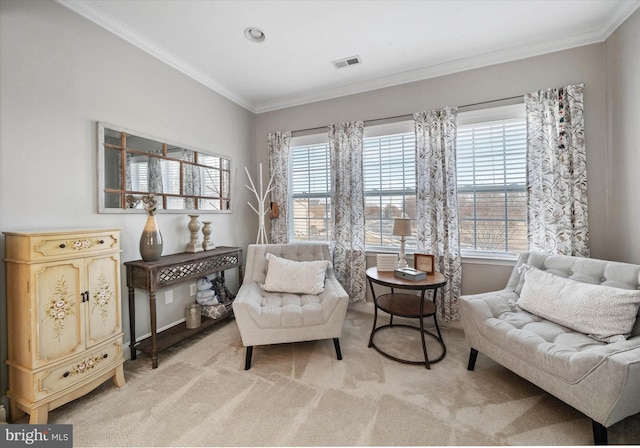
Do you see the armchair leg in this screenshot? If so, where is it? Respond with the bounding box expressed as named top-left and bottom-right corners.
top-left (467, 348), bottom-right (478, 371)
top-left (333, 338), bottom-right (343, 360)
top-left (592, 420), bottom-right (607, 445)
top-left (244, 346), bottom-right (253, 370)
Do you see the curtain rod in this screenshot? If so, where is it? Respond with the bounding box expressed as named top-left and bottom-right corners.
top-left (290, 94), bottom-right (523, 136)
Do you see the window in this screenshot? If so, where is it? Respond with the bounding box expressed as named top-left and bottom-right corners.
top-left (288, 104), bottom-right (527, 257)
top-left (290, 134), bottom-right (331, 241)
top-left (290, 123), bottom-right (416, 249)
top-left (456, 104), bottom-right (527, 255)
top-left (363, 122), bottom-right (416, 250)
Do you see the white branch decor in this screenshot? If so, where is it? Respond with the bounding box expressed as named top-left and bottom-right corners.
top-left (245, 163), bottom-right (275, 244)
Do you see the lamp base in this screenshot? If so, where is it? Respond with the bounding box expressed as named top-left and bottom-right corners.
top-left (398, 238), bottom-right (408, 268)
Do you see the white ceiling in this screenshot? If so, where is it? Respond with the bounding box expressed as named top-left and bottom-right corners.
top-left (58, 0), bottom-right (639, 113)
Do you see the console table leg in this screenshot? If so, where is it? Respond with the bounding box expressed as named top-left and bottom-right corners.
top-left (128, 286), bottom-right (137, 360)
top-left (149, 292), bottom-right (158, 369)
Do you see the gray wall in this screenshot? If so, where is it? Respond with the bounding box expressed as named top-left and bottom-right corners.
top-left (606, 9), bottom-right (640, 265)
top-left (0, 0), bottom-right (256, 414)
top-left (255, 43), bottom-right (609, 296)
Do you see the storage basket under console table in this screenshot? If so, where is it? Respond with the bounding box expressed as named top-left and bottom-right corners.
top-left (125, 246), bottom-right (243, 368)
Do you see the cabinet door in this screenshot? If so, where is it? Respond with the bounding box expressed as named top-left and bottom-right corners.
top-left (86, 254), bottom-right (121, 347)
top-left (33, 261), bottom-right (84, 366)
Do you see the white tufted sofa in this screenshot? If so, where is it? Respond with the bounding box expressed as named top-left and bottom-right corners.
top-left (460, 252), bottom-right (640, 445)
top-left (232, 243), bottom-right (349, 370)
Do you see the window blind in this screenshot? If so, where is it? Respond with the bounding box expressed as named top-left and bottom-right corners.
top-left (456, 116), bottom-right (527, 254)
top-left (290, 142), bottom-right (331, 241)
top-left (363, 131), bottom-right (416, 248)
top-left (288, 105), bottom-right (527, 256)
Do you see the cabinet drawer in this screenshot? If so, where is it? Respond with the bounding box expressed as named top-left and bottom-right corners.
top-left (5, 230), bottom-right (120, 262)
top-left (35, 341), bottom-right (123, 401)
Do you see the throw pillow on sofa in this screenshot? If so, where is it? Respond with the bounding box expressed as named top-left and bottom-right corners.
top-left (518, 266), bottom-right (640, 343)
top-left (261, 253), bottom-right (330, 295)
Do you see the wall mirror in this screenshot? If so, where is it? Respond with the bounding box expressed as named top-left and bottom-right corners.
top-left (98, 122), bottom-right (231, 213)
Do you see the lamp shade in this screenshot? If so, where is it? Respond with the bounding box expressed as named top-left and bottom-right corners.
top-left (392, 218), bottom-right (412, 237)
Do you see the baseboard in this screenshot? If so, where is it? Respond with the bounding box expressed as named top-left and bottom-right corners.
top-left (348, 301), bottom-right (375, 315)
top-left (123, 316), bottom-right (197, 362)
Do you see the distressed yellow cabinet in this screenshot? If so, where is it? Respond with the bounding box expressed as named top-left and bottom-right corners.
top-left (4, 229), bottom-right (125, 423)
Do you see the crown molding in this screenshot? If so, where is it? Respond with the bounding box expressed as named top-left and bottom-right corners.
top-left (56, 0), bottom-right (639, 115)
top-left (254, 37), bottom-right (597, 113)
top-left (597, 0), bottom-right (640, 39)
top-left (255, 1), bottom-right (640, 113)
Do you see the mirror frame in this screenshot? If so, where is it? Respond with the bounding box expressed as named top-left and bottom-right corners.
top-left (97, 122), bottom-right (232, 214)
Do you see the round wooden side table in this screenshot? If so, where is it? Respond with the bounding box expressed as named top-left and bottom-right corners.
top-left (366, 266), bottom-right (447, 369)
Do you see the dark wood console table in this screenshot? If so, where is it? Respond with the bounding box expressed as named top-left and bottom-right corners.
top-left (125, 246), bottom-right (243, 368)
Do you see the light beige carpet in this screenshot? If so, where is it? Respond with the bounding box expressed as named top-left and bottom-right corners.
top-left (29, 306), bottom-right (640, 446)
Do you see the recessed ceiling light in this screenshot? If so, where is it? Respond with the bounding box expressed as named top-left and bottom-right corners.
top-left (244, 27), bottom-right (265, 43)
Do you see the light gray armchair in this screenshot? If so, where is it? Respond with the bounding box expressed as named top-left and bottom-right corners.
top-left (232, 243), bottom-right (349, 369)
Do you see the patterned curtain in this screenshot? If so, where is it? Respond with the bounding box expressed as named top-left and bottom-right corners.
top-left (125, 152), bottom-right (133, 205)
top-left (182, 150), bottom-right (199, 210)
top-left (328, 122), bottom-right (367, 303)
top-left (268, 131), bottom-right (291, 244)
top-left (147, 157), bottom-right (163, 194)
top-left (413, 108), bottom-right (462, 322)
top-left (525, 83), bottom-right (589, 256)
top-left (148, 156), bottom-right (163, 196)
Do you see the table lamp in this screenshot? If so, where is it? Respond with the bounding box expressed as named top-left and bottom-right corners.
top-left (392, 218), bottom-right (412, 268)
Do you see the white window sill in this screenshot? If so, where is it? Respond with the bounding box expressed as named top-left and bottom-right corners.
top-left (460, 254), bottom-right (518, 266)
top-left (365, 249), bottom-right (518, 267)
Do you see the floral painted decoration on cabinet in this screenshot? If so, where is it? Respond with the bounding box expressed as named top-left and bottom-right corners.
top-left (92, 272), bottom-right (113, 321)
top-left (47, 276), bottom-right (75, 341)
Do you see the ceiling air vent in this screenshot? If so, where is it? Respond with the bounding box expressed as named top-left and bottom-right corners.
top-left (332, 55), bottom-right (362, 69)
